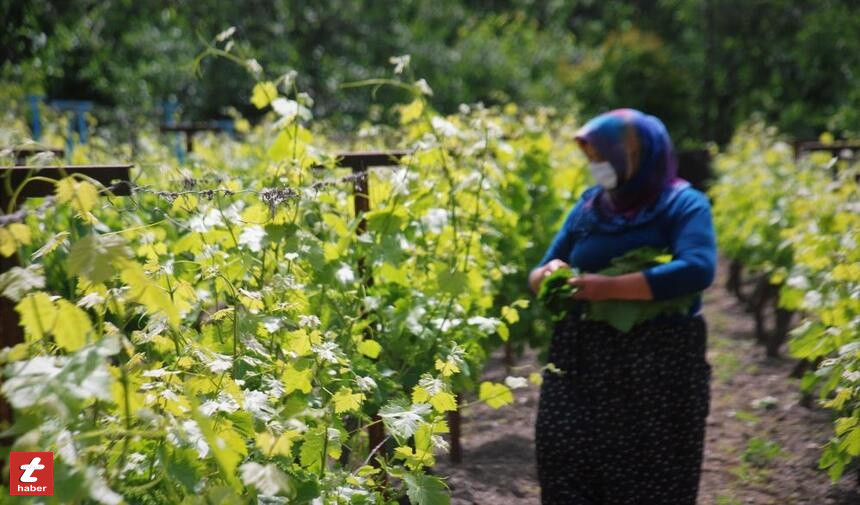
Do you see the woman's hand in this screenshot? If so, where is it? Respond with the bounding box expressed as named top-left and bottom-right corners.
top-left (568, 273), bottom-right (616, 301)
top-left (543, 259), bottom-right (569, 275)
top-left (528, 259), bottom-right (570, 294)
top-left (568, 271), bottom-right (655, 301)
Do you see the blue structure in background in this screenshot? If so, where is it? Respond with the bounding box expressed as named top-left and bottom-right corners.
top-left (214, 119), bottom-right (236, 137)
top-left (26, 94), bottom-right (238, 163)
top-left (160, 98), bottom-right (236, 163)
top-left (27, 95), bottom-right (93, 156)
top-left (162, 98), bottom-right (185, 163)
top-left (28, 95), bottom-right (42, 141)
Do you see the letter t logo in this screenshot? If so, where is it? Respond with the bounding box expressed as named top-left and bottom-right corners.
top-left (19, 457), bottom-right (45, 482)
top-left (10, 452), bottom-right (53, 495)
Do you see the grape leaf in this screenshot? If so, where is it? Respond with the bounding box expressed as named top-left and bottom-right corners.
top-left (399, 99), bottom-right (425, 124)
top-left (357, 339), bottom-right (382, 359)
top-left (250, 81), bottom-right (277, 109)
top-left (404, 472), bottom-right (450, 505)
top-left (0, 223), bottom-right (32, 257)
top-left (586, 246), bottom-right (698, 332)
top-left (53, 299), bottom-right (93, 351)
top-left (120, 261), bottom-right (180, 327)
top-left (67, 233), bottom-right (132, 283)
top-left (56, 178), bottom-right (98, 214)
top-left (478, 381), bottom-right (513, 409)
top-left (299, 427), bottom-right (325, 473)
top-left (15, 291), bottom-right (57, 340)
top-left (239, 462), bottom-right (291, 496)
top-left (282, 363), bottom-right (313, 394)
top-left (429, 391), bottom-right (457, 413)
top-left (331, 388), bottom-right (365, 414)
top-left (0, 264), bottom-right (45, 301)
top-left (536, 266), bottom-right (579, 320)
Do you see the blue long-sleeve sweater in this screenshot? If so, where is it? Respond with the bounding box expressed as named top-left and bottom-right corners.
top-left (534, 183), bottom-right (717, 316)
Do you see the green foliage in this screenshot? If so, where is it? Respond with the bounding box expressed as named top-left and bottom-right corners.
top-left (588, 247), bottom-right (699, 333)
top-left (408, 11), bottom-right (581, 112)
top-left (482, 106), bottom-right (591, 357)
top-left (403, 472), bottom-right (450, 505)
top-left (0, 66), bottom-right (567, 502)
top-left (0, 2), bottom-right (579, 129)
top-left (536, 266), bottom-right (579, 321)
top-left (711, 122), bottom-right (860, 481)
top-left (5, 1), bottom-right (857, 142)
top-left (593, 246), bottom-right (672, 276)
top-left (535, 247), bottom-right (699, 332)
top-left (567, 29), bottom-right (697, 143)
top-left (731, 436), bottom-right (783, 485)
top-left (556, 0), bottom-right (860, 142)
top-left (741, 437), bottom-right (782, 467)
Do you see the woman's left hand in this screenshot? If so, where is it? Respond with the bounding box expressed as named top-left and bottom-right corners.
top-left (568, 273), bottom-right (616, 301)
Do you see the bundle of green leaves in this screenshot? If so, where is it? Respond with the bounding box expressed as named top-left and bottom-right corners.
top-left (589, 246), bottom-right (697, 332)
top-left (537, 266), bottom-right (581, 321)
top-left (537, 246), bottom-right (698, 332)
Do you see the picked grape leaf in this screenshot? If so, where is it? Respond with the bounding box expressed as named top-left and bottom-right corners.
top-left (537, 266), bottom-right (580, 321)
top-left (586, 246), bottom-right (698, 332)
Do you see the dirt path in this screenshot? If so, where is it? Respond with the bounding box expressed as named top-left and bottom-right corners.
top-left (435, 259), bottom-right (860, 504)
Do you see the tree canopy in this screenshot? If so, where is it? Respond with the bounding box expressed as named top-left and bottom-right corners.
top-left (2, 0), bottom-right (858, 144)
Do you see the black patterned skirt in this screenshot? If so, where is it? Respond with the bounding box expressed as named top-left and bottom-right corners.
top-left (535, 310), bottom-right (711, 505)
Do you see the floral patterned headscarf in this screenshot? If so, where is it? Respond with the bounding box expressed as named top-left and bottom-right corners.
top-left (574, 108), bottom-right (683, 216)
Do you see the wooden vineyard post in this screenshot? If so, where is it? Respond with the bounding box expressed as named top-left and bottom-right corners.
top-left (793, 140), bottom-right (860, 162)
top-left (7, 147), bottom-right (66, 166)
top-left (504, 341), bottom-right (515, 369)
top-left (317, 151), bottom-right (473, 470)
top-left (0, 164), bottom-right (132, 455)
top-left (0, 253), bottom-right (17, 426)
top-left (447, 393), bottom-right (463, 464)
top-left (329, 152), bottom-right (406, 470)
top-left (319, 150), bottom-right (471, 471)
top-left (793, 139), bottom-right (860, 181)
top-left (330, 151), bottom-right (466, 466)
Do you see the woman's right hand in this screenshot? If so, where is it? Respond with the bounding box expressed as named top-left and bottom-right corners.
top-left (529, 259), bottom-right (570, 294)
top-left (543, 259), bottom-right (570, 275)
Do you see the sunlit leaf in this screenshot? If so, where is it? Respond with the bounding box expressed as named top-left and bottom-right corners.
top-left (357, 339), bottom-right (381, 359)
top-left (404, 472), bottom-right (450, 505)
top-left (53, 300), bottom-right (92, 351)
top-left (15, 291), bottom-right (57, 340)
top-left (331, 388), bottom-right (365, 414)
top-left (67, 234), bottom-right (132, 283)
top-left (429, 391), bottom-right (457, 413)
top-left (251, 81), bottom-right (278, 109)
top-left (478, 381), bottom-right (513, 409)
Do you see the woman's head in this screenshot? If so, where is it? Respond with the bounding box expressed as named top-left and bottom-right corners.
top-left (574, 108), bottom-right (679, 214)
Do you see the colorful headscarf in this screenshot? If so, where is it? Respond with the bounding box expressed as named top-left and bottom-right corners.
top-left (574, 108), bottom-right (683, 216)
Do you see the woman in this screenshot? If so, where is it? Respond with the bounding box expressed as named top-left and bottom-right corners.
top-left (527, 108), bottom-right (716, 505)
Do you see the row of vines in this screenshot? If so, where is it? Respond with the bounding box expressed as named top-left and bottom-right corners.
top-left (709, 123), bottom-right (860, 481)
top-left (3, 67), bottom-right (858, 503)
top-left (0, 66), bottom-right (588, 504)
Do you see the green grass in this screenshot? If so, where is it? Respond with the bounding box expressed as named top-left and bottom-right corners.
top-left (732, 409), bottom-right (762, 426)
top-left (716, 495), bottom-right (743, 505)
top-left (713, 351), bottom-right (744, 382)
top-left (741, 437), bottom-right (782, 467)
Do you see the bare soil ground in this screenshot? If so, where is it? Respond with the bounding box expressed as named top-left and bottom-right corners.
top-left (434, 259), bottom-right (860, 504)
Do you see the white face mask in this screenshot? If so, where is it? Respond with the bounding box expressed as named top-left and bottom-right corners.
top-left (588, 161), bottom-right (618, 189)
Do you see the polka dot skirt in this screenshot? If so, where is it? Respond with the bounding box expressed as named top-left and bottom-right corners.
top-left (535, 312), bottom-right (711, 505)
